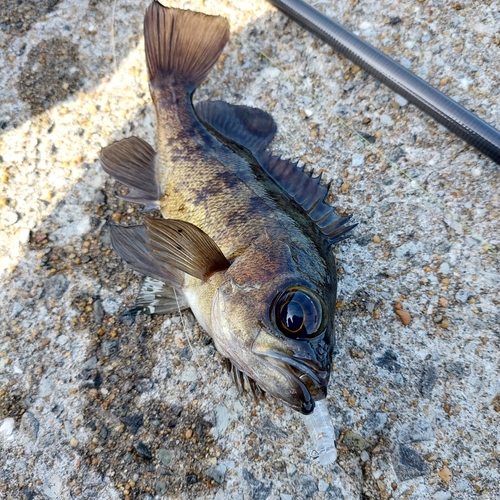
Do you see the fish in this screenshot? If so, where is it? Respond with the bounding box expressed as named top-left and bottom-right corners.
top-left (99, 0), bottom-right (355, 415)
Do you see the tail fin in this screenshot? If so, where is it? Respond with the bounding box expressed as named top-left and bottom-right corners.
top-left (144, 1), bottom-right (229, 91)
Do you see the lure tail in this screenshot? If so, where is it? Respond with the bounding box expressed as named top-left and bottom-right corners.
top-left (144, 1), bottom-right (230, 93)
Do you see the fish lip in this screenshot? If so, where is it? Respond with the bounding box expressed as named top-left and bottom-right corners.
top-left (257, 349), bottom-right (328, 413)
top-left (265, 356), bottom-right (315, 414)
top-left (262, 349), bottom-right (328, 392)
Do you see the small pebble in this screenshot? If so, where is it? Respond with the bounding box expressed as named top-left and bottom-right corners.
top-left (392, 444), bottom-right (430, 481)
top-left (395, 309), bottom-right (411, 325)
top-left (433, 314), bottom-right (443, 323)
top-left (380, 114), bottom-right (394, 126)
top-left (419, 363), bottom-right (438, 399)
top-left (18, 228), bottom-right (31, 244)
top-left (438, 466), bottom-right (452, 483)
top-left (1, 209), bottom-right (19, 226)
top-left (186, 473), bottom-right (198, 485)
top-left (394, 303), bottom-right (411, 325)
top-left (318, 479), bottom-right (329, 492)
top-left (157, 449), bottom-right (175, 467)
top-left (205, 464), bottom-right (227, 484)
top-left (70, 437), bottom-right (79, 447)
top-left (438, 297), bottom-right (448, 307)
top-left (434, 491), bottom-right (452, 500)
top-left (134, 442), bottom-right (152, 459)
top-left (180, 367), bottom-right (198, 382)
top-left (395, 95), bottom-right (409, 107)
top-left (35, 233), bottom-right (48, 243)
top-left (352, 153), bottom-right (365, 167)
top-left (438, 262), bottom-right (450, 275)
top-left (156, 481), bottom-right (167, 496)
top-left (0, 418), bottom-right (15, 441)
top-left (342, 432), bottom-right (370, 451)
top-left (20, 411), bottom-right (39, 441)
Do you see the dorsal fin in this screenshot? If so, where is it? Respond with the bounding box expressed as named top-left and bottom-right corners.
top-left (193, 100), bottom-right (355, 245)
top-left (195, 100), bottom-right (277, 153)
top-left (257, 152), bottom-right (356, 244)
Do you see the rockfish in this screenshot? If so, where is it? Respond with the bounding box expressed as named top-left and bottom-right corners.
top-left (100, 0), bottom-right (354, 414)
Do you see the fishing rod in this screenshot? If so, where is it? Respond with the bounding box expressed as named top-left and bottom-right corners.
top-left (267, 0), bottom-right (500, 166)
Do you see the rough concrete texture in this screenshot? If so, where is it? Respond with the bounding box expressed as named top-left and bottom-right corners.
top-left (1, 0), bottom-right (499, 499)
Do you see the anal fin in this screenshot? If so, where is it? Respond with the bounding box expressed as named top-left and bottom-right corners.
top-left (100, 136), bottom-right (160, 211)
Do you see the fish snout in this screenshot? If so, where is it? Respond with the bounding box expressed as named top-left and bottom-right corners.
top-left (252, 329), bottom-right (331, 414)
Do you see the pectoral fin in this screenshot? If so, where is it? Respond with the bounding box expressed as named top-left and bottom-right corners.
top-left (109, 224), bottom-right (184, 289)
top-left (145, 218), bottom-right (230, 280)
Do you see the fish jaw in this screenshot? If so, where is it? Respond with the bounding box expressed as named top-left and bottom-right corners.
top-left (251, 328), bottom-right (331, 413)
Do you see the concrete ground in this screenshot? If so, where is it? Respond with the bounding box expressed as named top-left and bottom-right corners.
top-left (1, 0), bottom-right (499, 499)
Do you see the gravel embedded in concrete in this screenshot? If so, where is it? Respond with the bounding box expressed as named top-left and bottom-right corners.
top-left (1, 1), bottom-right (499, 499)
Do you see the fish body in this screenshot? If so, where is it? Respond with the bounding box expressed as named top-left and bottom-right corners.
top-left (100, 1), bottom-right (353, 414)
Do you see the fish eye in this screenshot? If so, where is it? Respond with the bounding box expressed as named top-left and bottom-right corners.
top-left (272, 287), bottom-right (323, 339)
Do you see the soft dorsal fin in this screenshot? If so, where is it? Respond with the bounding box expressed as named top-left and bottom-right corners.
top-left (195, 100), bottom-right (277, 153)
top-left (109, 224), bottom-right (184, 289)
top-left (100, 136), bottom-right (160, 211)
top-left (145, 218), bottom-right (230, 280)
top-left (257, 152), bottom-right (356, 245)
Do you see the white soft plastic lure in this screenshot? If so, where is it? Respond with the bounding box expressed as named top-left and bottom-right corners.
top-left (302, 400), bottom-right (337, 465)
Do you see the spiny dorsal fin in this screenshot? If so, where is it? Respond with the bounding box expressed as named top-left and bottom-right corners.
top-left (109, 224), bottom-right (184, 289)
top-left (100, 136), bottom-right (159, 211)
top-left (195, 100), bottom-right (277, 153)
top-left (120, 277), bottom-right (188, 321)
top-left (144, 2), bottom-right (229, 91)
top-left (257, 152), bottom-right (356, 244)
top-left (145, 218), bottom-right (230, 280)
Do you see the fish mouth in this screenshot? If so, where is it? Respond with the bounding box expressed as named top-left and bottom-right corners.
top-left (257, 349), bottom-right (329, 415)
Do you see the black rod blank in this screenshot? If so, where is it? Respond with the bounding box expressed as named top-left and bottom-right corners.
top-left (267, 0), bottom-right (500, 166)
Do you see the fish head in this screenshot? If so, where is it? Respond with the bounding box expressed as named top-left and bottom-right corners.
top-left (210, 237), bottom-right (336, 414)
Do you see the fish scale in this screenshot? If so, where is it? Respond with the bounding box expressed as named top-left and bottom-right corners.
top-left (153, 97), bottom-right (285, 256)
